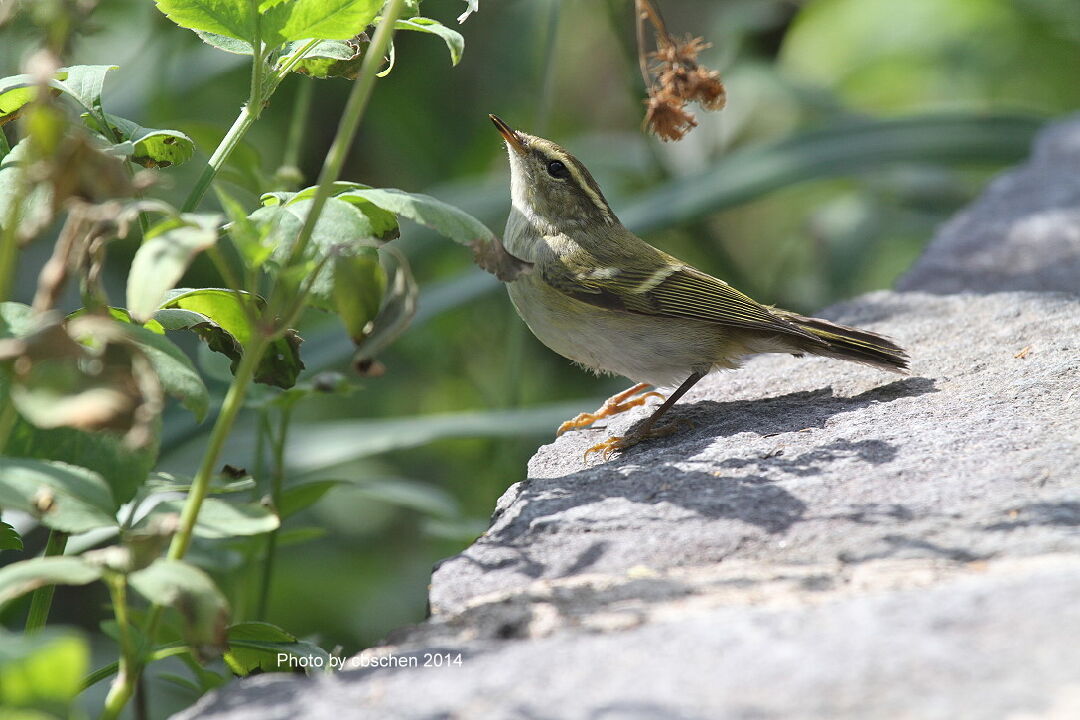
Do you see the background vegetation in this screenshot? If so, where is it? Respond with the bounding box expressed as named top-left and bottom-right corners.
top-left (2, 0), bottom-right (1077, 717)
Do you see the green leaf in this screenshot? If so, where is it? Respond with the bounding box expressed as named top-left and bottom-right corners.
top-left (332, 249), bottom-right (386, 343)
top-left (126, 213), bottom-right (222, 322)
top-left (86, 113), bottom-right (196, 168)
top-left (263, 0), bottom-right (382, 45)
top-left (278, 480), bottom-right (340, 518)
top-left (285, 38), bottom-right (366, 78)
top-left (129, 559), bottom-right (229, 656)
top-left (0, 458), bottom-right (117, 533)
top-left (0, 139), bottom-right (54, 236)
top-left (0, 629), bottom-right (89, 714)
top-left (192, 30), bottom-right (254, 54)
top-left (155, 288), bottom-right (304, 389)
top-left (157, 0), bottom-right (381, 48)
top-left (350, 245), bottom-right (416, 359)
top-left (154, 0), bottom-right (256, 43)
top-left (276, 526), bottom-right (327, 546)
top-left (145, 498), bottom-right (278, 538)
top-left (254, 194), bottom-right (398, 310)
top-left (0, 301), bottom-right (36, 339)
top-left (394, 17), bottom-right (463, 65)
top-left (340, 187), bottom-right (496, 247)
top-left (3, 418), bottom-right (158, 507)
top-left (0, 521), bottom-right (22, 552)
top-left (0, 557), bottom-right (102, 607)
top-left (0, 74), bottom-right (50, 123)
top-left (117, 323), bottom-right (209, 422)
top-left (52, 65), bottom-right (117, 116)
top-left (223, 621), bottom-right (329, 676)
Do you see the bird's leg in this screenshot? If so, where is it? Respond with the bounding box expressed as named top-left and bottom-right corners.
top-left (556, 382), bottom-right (665, 436)
top-left (585, 372), bottom-right (705, 461)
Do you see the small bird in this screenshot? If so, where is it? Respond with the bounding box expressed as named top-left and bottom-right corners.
top-left (489, 115), bottom-right (908, 459)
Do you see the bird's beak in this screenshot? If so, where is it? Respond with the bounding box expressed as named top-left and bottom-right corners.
top-left (489, 114), bottom-right (527, 156)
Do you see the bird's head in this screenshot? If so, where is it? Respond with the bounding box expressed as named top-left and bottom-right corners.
top-left (489, 114), bottom-right (617, 231)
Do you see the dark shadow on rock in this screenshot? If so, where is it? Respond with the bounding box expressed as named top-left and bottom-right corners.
top-left (838, 534), bottom-right (991, 563)
top-left (984, 502), bottom-right (1080, 531)
top-left (445, 377), bottom-right (936, 585)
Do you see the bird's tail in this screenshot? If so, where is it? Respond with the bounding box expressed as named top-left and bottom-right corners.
top-left (781, 312), bottom-right (909, 373)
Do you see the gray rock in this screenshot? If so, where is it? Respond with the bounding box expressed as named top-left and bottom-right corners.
top-left (898, 114), bottom-right (1080, 293)
top-left (175, 119), bottom-right (1080, 720)
top-left (178, 290), bottom-right (1080, 720)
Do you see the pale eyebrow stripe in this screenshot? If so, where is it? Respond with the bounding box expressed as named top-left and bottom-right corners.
top-left (546, 149), bottom-right (615, 224)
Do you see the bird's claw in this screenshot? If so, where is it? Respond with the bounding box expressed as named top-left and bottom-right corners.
top-left (556, 385), bottom-right (665, 436)
top-left (582, 418), bottom-right (693, 462)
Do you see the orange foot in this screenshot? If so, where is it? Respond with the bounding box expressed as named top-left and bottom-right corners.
top-left (556, 383), bottom-right (665, 436)
top-left (583, 419), bottom-right (690, 462)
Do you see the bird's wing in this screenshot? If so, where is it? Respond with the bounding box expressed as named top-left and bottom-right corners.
top-left (542, 256), bottom-right (822, 343)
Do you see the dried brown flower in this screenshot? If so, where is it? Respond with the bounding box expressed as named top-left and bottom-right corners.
top-left (643, 91), bottom-right (698, 142)
top-left (685, 66), bottom-right (726, 111)
top-left (636, 1), bottom-right (726, 141)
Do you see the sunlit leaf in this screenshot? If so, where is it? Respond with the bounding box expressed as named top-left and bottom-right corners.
top-left (126, 213), bottom-right (222, 322)
top-left (0, 557), bottom-right (102, 607)
top-left (155, 288), bottom-right (304, 389)
top-left (394, 17), bottom-right (463, 65)
top-left (0, 458), bottom-right (117, 533)
top-left (264, 0), bottom-right (382, 45)
top-left (153, 0), bottom-right (255, 43)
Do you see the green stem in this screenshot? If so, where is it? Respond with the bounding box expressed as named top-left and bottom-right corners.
top-left (256, 403), bottom-right (292, 620)
top-left (24, 530), bottom-right (68, 632)
top-left (181, 104), bottom-right (258, 213)
top-left (277, 0), bottom-right (409, 275)
top-left (0, 161), bottom-right (23, 304)
top-left (81, 646), bottom-right (188, 691)
top-left (168, 334), bottom-right (269, 561)
top-left (100, 574), bottom-right (137, 720)
top-left (0, 402), bottom-right (18, 454)
top-left (281, 79), bottom-right (314, 180)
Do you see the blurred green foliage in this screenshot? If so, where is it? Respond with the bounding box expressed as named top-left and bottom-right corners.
top-left (2, 0), bottom-right (1077, 716)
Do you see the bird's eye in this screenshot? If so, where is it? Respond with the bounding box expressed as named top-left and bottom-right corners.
top-left (546, 160), bottom-right (570, 179)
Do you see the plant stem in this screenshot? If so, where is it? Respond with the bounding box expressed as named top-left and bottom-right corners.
top-left (100, 574), bottom-right (137, 720)
top-left (24, 530), bottom-right (68, 632)
top-left (256, 403), bottom-right (292, 620)
top-left (278, 0), bottom-right (409, 274)
top-left (168, 334), bottom-right (269, 561)
top-left (281, 79), bottom-right (314, 181)
top-left (81, 646), bottom-right (188, 691)
top-left (181, 105), bottom-right (258, 213)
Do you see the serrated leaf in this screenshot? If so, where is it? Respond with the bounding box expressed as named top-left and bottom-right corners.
top-left (263, 0), bottom-right (382, 45)
top-left (193, 29), bottom-right (254, 54)
top-left (154, 0), bottom-right (255, 43)
top-left (223, 621), bottom-right (328, 676)
top-left (394, 17), bottom-right (463, 65)
top-left (129, 559), bottom-right (229, 658)
top-left (0, 557), bottom-right (102, 607)
top-left (0, 521), bottom-right (22, 552)
top-left (145, 498), bottom-right (278, 538)
top-left (126, 213), bottom-right (222, 322)
top-left (0, 458), bottom-right (117, 533)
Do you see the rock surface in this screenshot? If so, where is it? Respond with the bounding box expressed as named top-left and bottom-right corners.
top-left (176, 120), bottom-right (1080, 720)
top-left (898, 113), bottom-right (1080, 294)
